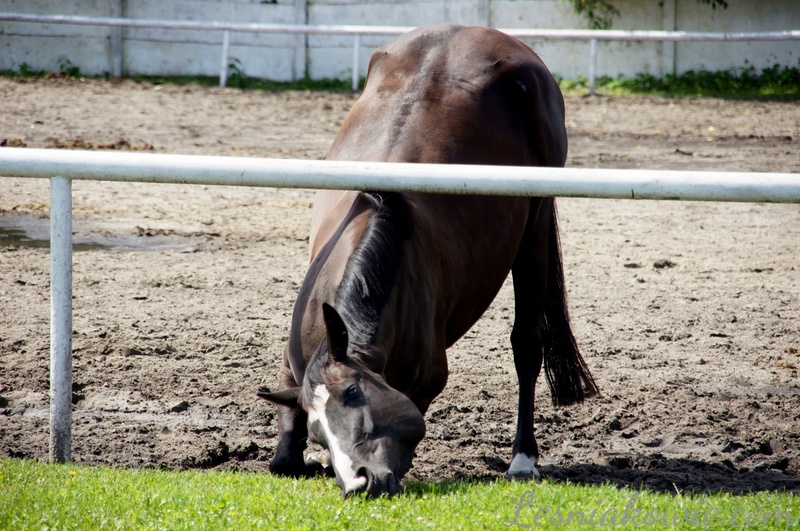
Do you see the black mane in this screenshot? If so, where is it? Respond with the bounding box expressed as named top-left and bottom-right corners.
top-left (335, 192), bottom-right (413, 346)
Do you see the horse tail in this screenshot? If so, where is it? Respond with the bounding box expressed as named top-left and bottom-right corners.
top-left (542, 202), bottom-right (599, 407)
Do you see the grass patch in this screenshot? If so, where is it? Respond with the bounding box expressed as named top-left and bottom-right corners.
top-left (0, 62), bottom-right (353, 92)
top-left (131, 74), bottom-right (354, 92)
top-left (4, 60), bottom-right (798, 99)
top-left (558, 63), bottom-right (800, 99)
top-left (2, 458), bottom-right (799, 530)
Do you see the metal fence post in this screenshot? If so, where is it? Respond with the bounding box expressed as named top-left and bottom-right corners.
top-left (50, 176), bottom-right (73, 463)
top-left (352, 34), bottom-right (361, 91)
top-left (110, 0), bottom-right (124, 77)
top-left (588, 38), bottom-right (597, 95)
top-left (220, 30), bottom-right (231, 87)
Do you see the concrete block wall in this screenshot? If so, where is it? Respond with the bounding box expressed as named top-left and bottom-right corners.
top-left (1, 0), bottom-right (797, 81)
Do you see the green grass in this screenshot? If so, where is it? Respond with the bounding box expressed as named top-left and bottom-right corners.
top-left (558, 63), bottom-right (800, 99)
top-left (0, 62), bottom-right (353, 92)
top-left (131, 74), bottom-right (355, 92)
top-left (1, 459), bottom-right (798, 530)
top-left (3, 60), bottom-right (798, 99)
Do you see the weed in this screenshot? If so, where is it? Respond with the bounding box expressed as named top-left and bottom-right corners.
top-left (56, 56), bottom-right (82, 78)
top-left (227, 57), bottom-right (247, 88)
top-left (17, 63), bottom-right (41, 77)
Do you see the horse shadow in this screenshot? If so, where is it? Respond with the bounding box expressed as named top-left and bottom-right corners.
top-left (538, 456), bottom-right (800, 495)
top-left (404, 455), bottom-right (800, 497)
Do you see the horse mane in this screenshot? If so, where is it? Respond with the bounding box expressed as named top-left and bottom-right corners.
top-left (335, 192), bottom-right (413, 346)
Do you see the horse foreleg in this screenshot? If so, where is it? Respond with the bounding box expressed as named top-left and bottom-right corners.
top-left (269, 369), bottom-right (310, 477)
top-left (506, 200), bottom-right (551, 481)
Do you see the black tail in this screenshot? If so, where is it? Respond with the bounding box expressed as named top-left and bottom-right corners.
top-left (542, 203), bottom-right (599, 407)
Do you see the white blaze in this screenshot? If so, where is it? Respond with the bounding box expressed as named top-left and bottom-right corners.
top-left (308, 385), bottom-right (367, 493)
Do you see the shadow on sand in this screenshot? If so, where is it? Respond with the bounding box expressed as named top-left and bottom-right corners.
top-left (406, 454), bottom-right (799, 497)
top-left (542, 454), bottom-right (800, 495)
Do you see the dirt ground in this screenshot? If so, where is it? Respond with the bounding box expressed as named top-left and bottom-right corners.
top-left (1, 77), bottom-right (798, 494)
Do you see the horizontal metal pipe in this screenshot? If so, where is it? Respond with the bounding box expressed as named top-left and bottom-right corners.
top-left (1, 13), bottom-right (798, 41)
top-left (1, 148), bottom-right (798, 203)
top-left (0, 13), bottom-right (413, 36)
top-left (506, 28), bottom-right (800, 42)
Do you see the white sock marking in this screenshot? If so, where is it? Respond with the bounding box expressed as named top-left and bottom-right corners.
top-left (507, 453), bottom-right (541, 480)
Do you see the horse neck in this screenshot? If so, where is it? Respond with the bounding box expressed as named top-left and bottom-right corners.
top-left (334, 192), bottom-right (412, 364)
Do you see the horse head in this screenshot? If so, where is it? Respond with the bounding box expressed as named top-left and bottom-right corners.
top-left (260, 303), bottom-right (425, 498)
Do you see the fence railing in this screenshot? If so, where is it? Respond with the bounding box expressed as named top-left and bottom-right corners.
top-left (2, 12), bottom-right (799, 92)
top-left (0, 146), bottom-right (798, 462)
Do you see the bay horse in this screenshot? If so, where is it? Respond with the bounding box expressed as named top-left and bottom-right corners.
top-left (259, 23), bottom-right (598, 498)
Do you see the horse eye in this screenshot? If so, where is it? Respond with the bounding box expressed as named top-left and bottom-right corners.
top-left (515, 79), bottom-right (527, 93)
top-left (343, 385), bottom-right (362, 403)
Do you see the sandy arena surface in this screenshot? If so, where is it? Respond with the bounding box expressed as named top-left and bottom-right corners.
top-left (1, 76), bottom-right (798, 493)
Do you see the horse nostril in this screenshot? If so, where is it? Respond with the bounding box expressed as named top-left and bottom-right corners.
top-left (343, 467), bottom-right (372, 498)
top-left (357, 466), bottom-right (375, 490)
top-left (365, 468), bottom-right (401, 498)
top-left (344, 467), bottom-right (402, 498)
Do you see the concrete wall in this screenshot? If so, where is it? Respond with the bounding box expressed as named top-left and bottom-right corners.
top-left (0, 0), bottom-right (308, 80)
top-left (1, 0), bottom-right (798, 81)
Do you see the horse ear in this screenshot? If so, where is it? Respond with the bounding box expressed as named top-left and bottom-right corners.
top-left (322, 303), bottom-right (349, 363)
top-left (257, 386), bottom-right (301, 409)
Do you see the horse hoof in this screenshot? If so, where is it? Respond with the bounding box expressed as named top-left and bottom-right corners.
top-left (505, 469), bottom-right (542, 481)
top-left (269, 456), bottom-right (308, 478)
top-left (505, 453), bottom-right (542, 481)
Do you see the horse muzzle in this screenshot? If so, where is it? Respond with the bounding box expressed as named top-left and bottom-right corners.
top-left (344, 466), bottom-right (403, 498)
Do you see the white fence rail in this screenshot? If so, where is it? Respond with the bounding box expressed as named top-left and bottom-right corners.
top-left (0, 146), bottom-right (798, 462)
top-left (3, 13), bottom-right (799, 92)
top-left (5, 148), bottom-right (800, 201)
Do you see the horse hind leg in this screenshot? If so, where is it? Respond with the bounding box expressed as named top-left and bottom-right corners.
top-left (505, 199), bottom-right (552, 481)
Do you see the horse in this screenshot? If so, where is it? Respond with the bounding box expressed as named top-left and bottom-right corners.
top-left (259, 23), bottom-right (598, 498)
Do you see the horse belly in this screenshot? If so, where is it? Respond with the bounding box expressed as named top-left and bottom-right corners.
top-left (413, 194), bottom-right (530, 346)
